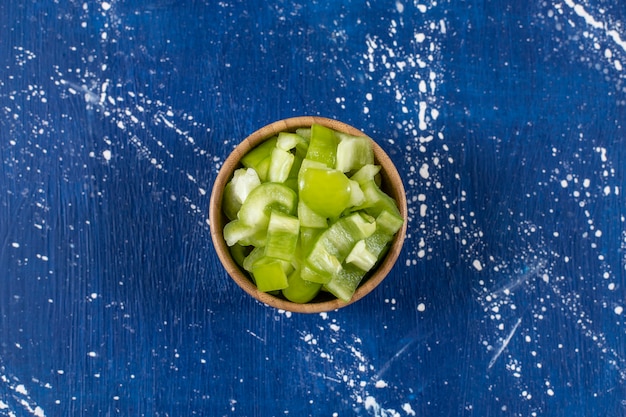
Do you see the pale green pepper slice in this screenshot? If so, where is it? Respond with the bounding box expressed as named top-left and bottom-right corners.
top-left (374, 209), bottom-right (404, 236)
top-left (325, 210), bottom-right (402, 301)
top-left (277, 132), bottom-right (308, 156)
top-left (251, 259), bottom-right (289, 292)
top-left (223, 182), bottom-right (297, 247)
top-left (345, 240), bottom-right (378, 272)
top-left (299, 167), bottom-right (352, 219)
top-left (240, 136), bottom-right (278, 181)
top-left (222, 168), bottom-right (261, 220)
top-left (301, 259), bottom-right (338, 284)
top-left (295, 128), bottom-right (311, 140)
top-left (264, 211), bottom-right (299, 262)
top-left (223, 219), bottom-right (265, 247)
top-left (282, 265), bottom-right (322, 303)
top-left (335, 133), bottom-right (374, 173)
top-left (297, 199), bottom-right (328, 229)
top-left (354, 179), bottom-right (401, 218)
top-left (302, 212), bottom-right (376, 284)
top-left (229, 243), bottom-right (249, 269)
top-left (237, 182), bottom-right (297, 229)
top-left (299, 227), bottom-right (323, 254)
top-left (243, 246), bottom-right (265, 273)
top-left (324, 263), bottom-right (366, 302)
top-left (267, 147), bottom-right (295, 183)
top-left (350, 164), bottom-right (381, 185)
top-left (305, 124), bottom-right (339, 168)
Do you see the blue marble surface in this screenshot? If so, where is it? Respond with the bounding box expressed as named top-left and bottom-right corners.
top-left (1, 0), bottom-right (625, 416)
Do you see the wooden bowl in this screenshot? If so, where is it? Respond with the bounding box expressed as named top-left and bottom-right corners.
top-left (209, 116), bottom-right (407, 313)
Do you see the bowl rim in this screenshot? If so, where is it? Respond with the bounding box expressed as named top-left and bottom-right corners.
top-left (209, 116), bottom-right (407, 313)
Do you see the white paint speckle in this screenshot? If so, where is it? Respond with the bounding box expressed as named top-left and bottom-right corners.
top-left (365, 396), bottom-right (401, 417)
top-left (615, 60), bottom-right (623, 71)
top-left (472, 259), bottom-right (483, 271)
top-left (402, 403), bottom-right (417, 416)
top-left (417, 303), bottom-right (426, 312)
top-left (102, 149), bottom-right (112, 161)
top-left (614, 306), bottom-right (623, 315)
top-left (419, 163), bottom-right (429, 179)
top-left (439, 19), bottom-right (447, 34)
top-left (418, 101), bottom-right (428, 130)
top-left (365, 396), bottom-right (378, 409)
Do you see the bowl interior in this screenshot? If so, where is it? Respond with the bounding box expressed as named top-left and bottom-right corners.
top-left (209, 116), bottom-right (407, 313)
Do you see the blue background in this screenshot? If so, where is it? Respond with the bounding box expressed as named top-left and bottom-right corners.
top-left (1, 0), bottom-right (626, 416)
